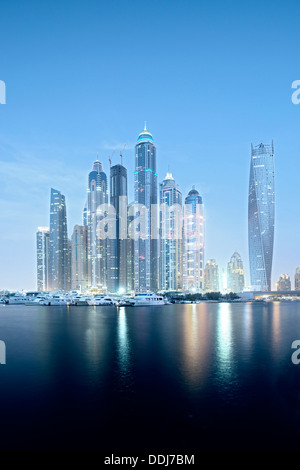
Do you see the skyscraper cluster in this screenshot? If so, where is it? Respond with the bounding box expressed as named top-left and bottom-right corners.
top-left (36, 128), bottom-right (279, 294)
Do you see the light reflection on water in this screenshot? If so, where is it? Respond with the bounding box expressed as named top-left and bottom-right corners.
top-left (216, 303), bottom-right (233, 381)
top-left (1, 302), bottom-right (300, 449)
top-left (117, 307), bottom-right (129, 372)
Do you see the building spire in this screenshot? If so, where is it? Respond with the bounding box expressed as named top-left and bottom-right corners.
top-left (144, 120), bottom-right (147, 131)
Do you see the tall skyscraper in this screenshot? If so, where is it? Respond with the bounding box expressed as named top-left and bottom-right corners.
top-left (107, 163), bottom-right (128, 293)
top-left (183, 187), bottom-right (204, 292)
top-left (36, 226), bottom-right (49, 291)
top-left (49, 188), bottom-right (69, 291)
top-left (71, 225), bottom-right (88, 291)
top-left (83, 203), bottom-right (88, 226)
top-left (227, 252), bottom-right (245, 293)
top-left (276, 274), bottom-right (291, 291)
top-left (204, 259), bottom-right (219, 292)
top-left (134, 125), bottom-right (159, 292)
top-left (127, 201), bottom-right (135, 294)
top-left (295, 268), bottom-right (300, 291)
top-left (248, 142), bottom-right (275, 291)
top-left (159, 172), bottom-right (182, 292)
top-left (87, 160), bottom-right (108, 291)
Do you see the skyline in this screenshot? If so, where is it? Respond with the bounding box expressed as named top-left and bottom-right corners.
top-left (1, 0), bottom-right (300, 290)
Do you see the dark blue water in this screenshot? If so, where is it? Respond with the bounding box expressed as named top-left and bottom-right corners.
top-left (1, 302), bottom-right (300, 449)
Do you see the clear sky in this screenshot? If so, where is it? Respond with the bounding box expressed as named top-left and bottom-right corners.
top-left (0, 0), bottom-right (300, 291)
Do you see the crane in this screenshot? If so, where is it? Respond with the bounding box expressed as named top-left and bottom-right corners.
top-left (120, 144), bottom-right (126, 166)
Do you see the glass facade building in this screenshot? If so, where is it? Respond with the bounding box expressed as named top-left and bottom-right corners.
top-left (183, 187), bottom-right (204, 292)
top-left (159, 172), bottom-right (182, 292)
top-left (49, 188), bottom-right (69, 291)
top-left (107, 163), bottom-right (128, 293)
top-left (87, 160), bottom-right (108, 290)
top-left (134, 125), bottom-right (159, 292)
top-left (248, 142), bottom-right (275, 291)
top-left (36, 226), bottom-right (49, 291)
top-left (71, 225), bottom-right (88, 291)
top-left (204, 259), bottom-right (219, 292)
top-left (295, 268), bottom-right (300, 291)
top-left (227, 252), bottom-right (245, 293)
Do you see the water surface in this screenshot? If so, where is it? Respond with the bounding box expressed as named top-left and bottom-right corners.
top-left (0, 302), bottom-right (300, 449)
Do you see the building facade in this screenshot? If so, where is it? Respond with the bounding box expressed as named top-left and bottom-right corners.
top-left (127, 202), bottom-right (135, 294)
top-left (183, 187), bottom-right (204, 292)
top-left (134, 125), bottom-right (159, 292)
top-left (107, 163), bottom-right (128, 293)
top-left (295, 268), bottom-right (300, 291)
top-left (36, 226), bottom-right (49, 291)
top-left (49, 188), bottom-right (70, 291)
top-left (87, 160), bottom-right (108, 291)
top-left (276, 274), bottom-right (291, 291)
top-left (248, 142), bottom-right (275, 291)
top-left (227, 252), bottom-right (245, 293)
top-left (204, 259), bottom-right (219, 292)
top-left (71, 225), bottom-right (88, 291)
top-left (159, 172), bottom-right (182, 292)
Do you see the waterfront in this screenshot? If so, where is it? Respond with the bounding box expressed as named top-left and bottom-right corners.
top-left (0, 302), bottom-right (300, 449)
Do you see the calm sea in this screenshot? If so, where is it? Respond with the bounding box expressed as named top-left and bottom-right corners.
top-left (0, 302), bottom-right (300, 450)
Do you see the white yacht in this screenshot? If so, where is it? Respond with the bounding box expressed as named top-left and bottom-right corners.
top-left (25, 295), bottom-right (48, 306)
top-left (87, 296), bottom-right (116, 306)
top-left (71, 295), bottom-right (91, 306)
top-left (41, 295), bottom-right (69, 306)
top-left (8, 294), bottom-right (29, 304)
top-left (131, 292), bottom-right (165, 306)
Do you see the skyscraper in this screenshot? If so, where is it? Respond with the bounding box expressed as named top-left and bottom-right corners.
top-left (134, 125), bottom-right (159, 292)
top-left (276, 274), bottom-right (291, 291)
top-left (71, 225), bottom-right (88, 291)
top-left (127, 201), bottom-right (135, 294)
top-left (183, 187), bottom-right (204, 292)
top-left (83, 203), bottom-right (88, 226)
top-left (204, 259), bottom-right (219, 292)
top-left (159, 172), bottom-right (182, 292)
top-left (295, 268), bottom-right (300, 291)
top-left (49, 188), bottom-right (69, 291)
top-left (87, 160), bottom-right (108, 291)
top-left (107, 163), bottom-right (128, 293)
top-left (248, 142), bottom-right (275, 291)
top-left (227, 252), bottom-right (245, 293)
top-left (36, 226), bottom-right (49, 291)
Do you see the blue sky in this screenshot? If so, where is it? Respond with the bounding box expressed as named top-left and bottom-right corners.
top-left (0, 0), bottom-right (300, 290)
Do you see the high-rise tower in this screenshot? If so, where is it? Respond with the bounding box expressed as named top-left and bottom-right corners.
top-left (36, 226), bottom-right (50, 291)
top-left (204, 259), bottom-right (219, 292)
top-left (159, 172), bottom-right (182, 292)
top-left (87, 160), bottom-right (108, 290)
top-left (71, 225), bottom-right (88, 291)
top-left (49, 188), bottom-right (69, 290)
top-left (248, 142), bottom-right (275, 291)
top-left (134, 125), bottom-right (159, 292)
top-left (227, 252), bottom-right (245, 293)
top-left (107, 163), bottom-right (128, 293)
top-left (183, 187), bottom-right (204, 292)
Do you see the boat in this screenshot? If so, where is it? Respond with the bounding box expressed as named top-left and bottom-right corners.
top-left (131, 292), bottom-right (165, 306)
top-left (40, 295), bottom-right (69, 306)
top-left (25, 295), bottom-right (49, 305)
top-left (71, 295), bottom-right (91, 306)
top-left (117, 299), bottom-right (135, 307)
top-left (87, 296), bottom-right (116, 306)
top-left (7, 294), bottom-right (29, 304)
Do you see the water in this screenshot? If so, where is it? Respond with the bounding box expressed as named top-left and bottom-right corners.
top-left (1, 302), bottom-right (300, 449)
